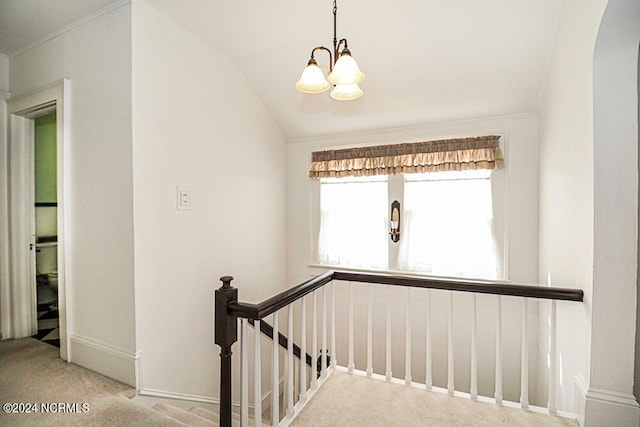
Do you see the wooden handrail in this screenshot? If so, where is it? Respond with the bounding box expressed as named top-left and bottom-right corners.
top-left (228, 270), bottom-right (334, 320)
top-left (332, 271), bottom-right (584, 302)
top-left (228, 270), bottom-right (583, 322)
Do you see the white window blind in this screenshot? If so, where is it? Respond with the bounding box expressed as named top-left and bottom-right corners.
top-left (318, 177), bottom-right (388, 269)
top-left (397, 170), bottom-right (499, 279)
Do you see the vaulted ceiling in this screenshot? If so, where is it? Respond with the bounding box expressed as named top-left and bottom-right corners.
top-left (0, 0), bottom-right (564, 141)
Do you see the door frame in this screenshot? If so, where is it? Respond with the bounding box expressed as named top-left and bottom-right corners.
top-left (1, 80), bottom-right (71, 360)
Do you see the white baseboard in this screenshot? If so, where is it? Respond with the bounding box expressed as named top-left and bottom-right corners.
top-left (138, 387), bottom-right (219, 405)
top-left (575, 375), bottom-right (640, 427)
top-left (69, 334), bottom-right (139, 387)
top-left (132, 394), bottom-right (219, 412)
top-left (137, 376), bottom-right (284, 414)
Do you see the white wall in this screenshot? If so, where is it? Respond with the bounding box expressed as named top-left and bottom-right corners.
top-left (589, 0), bottom-right (640, 424)
top-left (8, 4), bottom-right (136, 384)
top-left (637, 47), bottom-right (640, 403)
top-left (0, 55), bottom-right (8, 93)
top-left (287, 114), bottom-right (541, 404)
top-left (537, 0), bottom-right (606, 416)
top-left (132, 1), bottom-right (287, 401)
top-left (0, 54), bottom-right (9, 340)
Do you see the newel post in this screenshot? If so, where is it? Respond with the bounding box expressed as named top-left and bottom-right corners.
top-left (215, 275), bottom-right (238, 427)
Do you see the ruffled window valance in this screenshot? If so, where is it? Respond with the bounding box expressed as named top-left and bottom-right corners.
top-left (308, 135), bottom-right (504, 179)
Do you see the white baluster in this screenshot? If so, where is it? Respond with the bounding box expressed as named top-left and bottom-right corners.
top-left (348, 282), bottom-right (354, 372)
top-left (385, 287), bottom-right (392, 381)
top-left (405, 288), bottom-right (412, 385)
top-left (521, 298), bottom-right (529, 409)
top-left (253, 320), bottom-right (262, 427)
top-left (271, 312), bottom-right (279, 426)
top-left (300, 296), bottom-right (307, 403)
top-left (283, 350), bottom-right (288, 419)
top-left (240, 319), bottom-right (248, 427)
top-left (447, 292), bottom-right (454, 395)
top-left (470, 294), bottom-right (478, 400)
top-left (321, 286), bottom-right (327, 377)
top-left (286, 305), bottom-right (294, 418)
top-left (293, 358), bottom-right (298, 405)
top-left (367, 284), bottom-right (373, 377)
top-left (311, 291), bottom-right (318, 390)
top-left (331, 282), bottom-right (336, 368)
top-left (495, 296), bottom-right (503, 406)
top-left (548, 300), bottom-right (557, 415)
top-left (425, 289), bottom-right (432, 390)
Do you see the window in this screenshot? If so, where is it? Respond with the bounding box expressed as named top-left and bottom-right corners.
top-left (398, 170), bottom-right (498, 279)
top-left (316, 171), bottom-right (502, 279)
top-left (318, 176), bottom-right (388, 269)
top-left (310, 135), bottom-right (505, 280)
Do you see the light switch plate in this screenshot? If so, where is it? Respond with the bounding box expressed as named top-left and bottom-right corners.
top-left (177, 186), bottom-right (191, 211)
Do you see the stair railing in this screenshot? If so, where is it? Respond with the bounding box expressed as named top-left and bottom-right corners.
top-left (215, 270), bottom-right (583, 427)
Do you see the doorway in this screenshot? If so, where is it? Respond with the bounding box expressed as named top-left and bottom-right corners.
top-left (1, 81), bottom-right (70, 360)
top-left (32, 112), bottom-right (59, 347)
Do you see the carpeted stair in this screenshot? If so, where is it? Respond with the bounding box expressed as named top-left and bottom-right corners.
top-left (152, 402), bottom-right (269, 427)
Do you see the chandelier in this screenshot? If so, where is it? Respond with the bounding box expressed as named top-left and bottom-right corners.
top-left (295, 0), bottom-right (365, 100)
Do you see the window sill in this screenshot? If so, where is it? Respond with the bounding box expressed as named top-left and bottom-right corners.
top-left (307, 263), bottom-right (511, 284)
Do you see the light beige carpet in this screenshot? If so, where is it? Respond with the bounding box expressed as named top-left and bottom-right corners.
top-left (0, 338), bottom-right (184, 426)
top-left (290, 371), bottom-right (579, 427)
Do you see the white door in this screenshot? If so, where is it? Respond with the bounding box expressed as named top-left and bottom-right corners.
top-left (7, 113), bottom-right (38, 338)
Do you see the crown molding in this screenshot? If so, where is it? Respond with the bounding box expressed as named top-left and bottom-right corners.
top-left (10, 0), bottom-right (131, 59)
top-left (286, 112), bottom-right (538, 145)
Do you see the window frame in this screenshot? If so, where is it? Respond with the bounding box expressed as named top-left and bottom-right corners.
top-left (317, 175), bottom-right (390, 270)
top-left (310, 155), bottom-right (508, 281)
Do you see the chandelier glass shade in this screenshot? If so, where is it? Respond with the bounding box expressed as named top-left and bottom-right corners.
top-left (295, 0), bottom-right (364, 100)
top-left (295, 59), bottom-right (331, 93)
top-left (327, 49), bottom-right (365, 86)
top-left (330, 83), bottom-right (363, 101)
